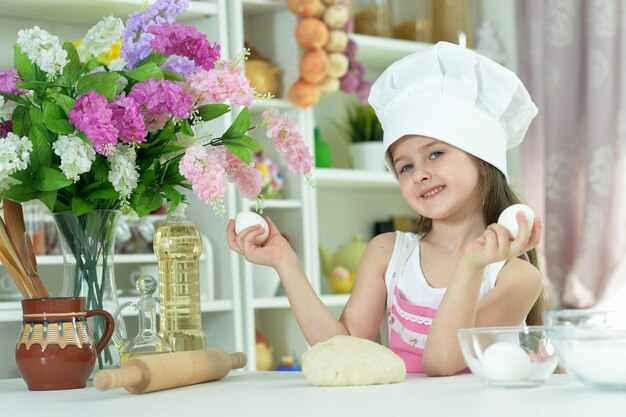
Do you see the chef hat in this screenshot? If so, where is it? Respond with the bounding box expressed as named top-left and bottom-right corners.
top-left (368, 41), bottom-right (538, 179)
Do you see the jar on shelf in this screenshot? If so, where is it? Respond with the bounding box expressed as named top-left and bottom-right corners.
top-left (433, 0), bottom-right (475, 48)
top-left (354, 0), bottom-right (393, 38)
top-left (391, 0), bottom-right (433, 43)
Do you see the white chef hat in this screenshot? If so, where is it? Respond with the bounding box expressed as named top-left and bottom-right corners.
top-left (368, 41), bottom-right (538, 179)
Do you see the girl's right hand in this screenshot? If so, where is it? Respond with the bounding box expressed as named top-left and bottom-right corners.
top-left (226, 216), bottom-right (298, 270)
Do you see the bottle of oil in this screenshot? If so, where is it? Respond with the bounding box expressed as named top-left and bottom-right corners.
top-left (153, 195), bottom-right (206, 351)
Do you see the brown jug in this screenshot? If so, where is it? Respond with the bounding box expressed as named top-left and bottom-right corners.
top-left (16, 297), bottom-right (114, 390)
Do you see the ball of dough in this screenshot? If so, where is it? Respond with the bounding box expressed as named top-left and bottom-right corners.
top-left (302, 335), bottom-right (407, 386)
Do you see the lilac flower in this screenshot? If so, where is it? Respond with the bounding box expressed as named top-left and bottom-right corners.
top-left (0, 121), bottom-right (12, 138)
top-left (68, 91), bottom-right (118, 156)
top-left (186, 59), bottom-right (256, 108)
top-left (180, 145), bottom-right (227, 214)
top-left (262, 109), bottom-right (313, 175)
top-left (121, 0), bottom-right (189, 68)
top-left (0, 68), bottom-right (27, 95)
top-left (162, 56), bottom-right (202, 77)
top-left (110, 96), bottom-right (148, 144)
top-left (148, 23), bottom-right (220, 71)
top-left (129, 78), bottom-right (193, 131)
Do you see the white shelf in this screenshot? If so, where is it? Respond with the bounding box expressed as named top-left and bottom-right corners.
top-left (242, 198), bottom-right (303, 210)
top-left (320, 294), bottom-right (350, 307)
top-left (351, 33), bottom-right (506, 71)
top-left (242, 0), bottom-right (284, 16)
top-left (0, 0), bottom-right (217, 25)
top-left (35, 253), bottom-right (158, 266)
top-left (313, 168), bottom-right (398, 189)
top-left (251, 294), bottom-right (349, 310)
top-left (251, 98), bottom-right (295, 113)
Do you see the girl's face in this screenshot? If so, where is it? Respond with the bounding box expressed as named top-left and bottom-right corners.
top-left (389, 135), bottom-right (482, 221)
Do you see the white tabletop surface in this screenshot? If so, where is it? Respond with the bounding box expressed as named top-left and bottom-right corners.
top-left (1, 371), bottom-right (625, 417)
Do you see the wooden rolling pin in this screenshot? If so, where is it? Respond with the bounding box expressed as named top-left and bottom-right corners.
top-left (94, 349), bottom-right (247, 394)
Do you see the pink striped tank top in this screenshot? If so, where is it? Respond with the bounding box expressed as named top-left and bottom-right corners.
top-left (381, 232), bottom-right (505, 373)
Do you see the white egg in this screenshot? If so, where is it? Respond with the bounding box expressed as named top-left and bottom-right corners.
top-left (481, 342), bottom-right (532, 382)
top-left (497, 204), bottom-right (535, 238)
top-left (235, 211), bottom-right (269, 245)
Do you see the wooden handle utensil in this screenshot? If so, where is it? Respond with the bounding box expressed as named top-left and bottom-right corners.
top-left (94, 349), bottom-right (247, 394)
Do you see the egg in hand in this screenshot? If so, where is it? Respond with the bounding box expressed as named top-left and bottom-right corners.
top-left (497, 204), bottom-right (535, 239)
top-left (235, 211), bottom-right (269, 245)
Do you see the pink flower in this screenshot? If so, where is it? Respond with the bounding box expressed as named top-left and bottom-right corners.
top-left (180, 145), bottom-right (227, 213)
top-left (110, 96), bottom-right (148, 144)
top-left (262, 109), bottom-right (313, 175)
top-left (148, 23), bottom-right (220, 71)
top-left (69, 91), bottom-right (117, 156)
top-left (129, 78), bottom-right (193, 131)
top-left (0, 120), bottom-right (12, 138)
top-left (0, 68), bottom-right (27, 95)
top-left (185, 60), bottom-right (256, 108)
top-left (222, 148), bottom-right (264, 200)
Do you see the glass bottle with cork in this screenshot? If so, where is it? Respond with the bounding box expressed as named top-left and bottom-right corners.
top-left (153, 195), bottom-right (206, 351)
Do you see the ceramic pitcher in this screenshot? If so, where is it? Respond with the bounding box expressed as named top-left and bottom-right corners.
top-left (15, 297), bottom-right (114, 390)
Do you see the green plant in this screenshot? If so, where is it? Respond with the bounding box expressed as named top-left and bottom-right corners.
top-left (338, 103), bottom-right (383, 143)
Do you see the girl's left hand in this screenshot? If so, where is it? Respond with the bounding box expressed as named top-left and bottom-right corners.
top-left (463, 212), bottom-right (542, 269)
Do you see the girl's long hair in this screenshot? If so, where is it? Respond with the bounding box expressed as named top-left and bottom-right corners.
top-left (414, 160), bottom-right (546, 325)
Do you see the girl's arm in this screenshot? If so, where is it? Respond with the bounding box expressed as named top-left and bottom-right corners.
top-left (423, 215), bottom-right (543, 376)
top-left (227, 217), bottom-right (392, 346)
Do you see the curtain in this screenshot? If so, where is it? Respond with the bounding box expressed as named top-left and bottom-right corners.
top-left (516, 0), bottom-right (626, 308)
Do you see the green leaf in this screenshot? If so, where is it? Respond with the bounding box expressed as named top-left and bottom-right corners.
top-left (39, 190), bottom-right (58, 211)
top-left (53, 199), bottom-right (71, 212)
top-left (35, 167), bottom-right (73, 191)
top-left (2, 184), bottom-right (39, 202)
top-left (71, 197), bottom-right (94, 216)
top-left (81, 181), bottom-right (106, 195)
top-left (29, 127), bottom-right (52, 167)
top-left (0, 92), bottom-right (29, 107)
top-left (76, 72), bottom-right (120, 101)
top-left (92, 156), bottom-right (109, 182)
top-left (28, 107), bottom-right (46, 134)
top-left (127, 62), bottom-right (163, 81)
top-left (61, 42), bottom-right (80, 86)
top-left (14, 44), bottom-right (37, 82)
top-left (16, 81), bottom-right (52, 90)
top-left (162, 184), bottom-right (181, 208)
top-left (181, 118), bottom-right (194, 136)
top-left (43, 101), bottom-right (63, 122)
top-left (45, 119), bottom-right (74, 134)
top-left (86, 186), bottom-right (119, 200)
top-left (162, 69), bottom-right (186, 82)
top-left (136, 188), bottom-right (163, 217)
top-left (224, 143), bottom-right (251, 164)
top-left (12, 106), bottom-right (31, 136)
top-left (222, 134), bottom-right (260, 152)
top-left (137, 52), bottom-right (167, 68)
top-left (196, 104), bottom-right (230, 122)
top-left (222, 108), bottom-right (250, 139)
top-left (11, 169), bottom-right (35, 185)
top-left (49, 94), bottom-right (76, 115)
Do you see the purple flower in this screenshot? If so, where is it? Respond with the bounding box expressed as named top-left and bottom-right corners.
top-left (129, 78), bottom-right (193, 131)
top-left (162, 56), bottom-right (202, 77)
top-left (148, 23), bottom-right (220, 71)
top-left (110, 96), bottom-right (148, 144)
top-left (69, 91), bottom-right (118, 156)
top-left (0, 120), bottom-right (12, 138)
top-left (0, 68), bottom-right (27, 95)
top-left (121, 0), bottom-right (189, 69)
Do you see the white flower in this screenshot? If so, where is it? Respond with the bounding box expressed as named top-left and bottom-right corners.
top-left (0, 132), bottom-right (32, 182)
top-left (108, 145), bottom-right (139, 207)
top-left (78, 16), bottom-right (124, 62)
top-left (0, 97), bottom-right (17, 121)
top-left (52, 134), bottom-right (96, 182)
top-left (16, 26), bottom-right (67, 81)
top-left (108, 58), bottom-right (127, 72)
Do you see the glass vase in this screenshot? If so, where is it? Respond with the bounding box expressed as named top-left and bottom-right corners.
top-left (53, 209), bottom-right (126, 370)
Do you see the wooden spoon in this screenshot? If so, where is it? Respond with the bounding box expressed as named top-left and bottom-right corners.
top-left (0, 217), bottom-right (36, 298)
top-left (20, 233), bottom-right (49, 298)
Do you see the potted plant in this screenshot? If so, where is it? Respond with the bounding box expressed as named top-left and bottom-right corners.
top-left (339, 102), bottom-right (385, 171)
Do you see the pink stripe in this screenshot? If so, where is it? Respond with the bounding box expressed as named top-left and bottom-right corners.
top-left (391, 305), bottom-right (431, 333)
top-left (394, 287), bottom-right (437, 316)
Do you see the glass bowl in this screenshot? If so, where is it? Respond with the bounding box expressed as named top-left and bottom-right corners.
top-left (457, 326), bottom-right (558, 388)
top-left (545, 310), bottom-right (626, 391)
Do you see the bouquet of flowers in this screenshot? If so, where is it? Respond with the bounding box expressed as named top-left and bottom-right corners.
top-left (0, 0), bottom-right (313, 218)
top-left (0, 0), bottom-right (313, 368)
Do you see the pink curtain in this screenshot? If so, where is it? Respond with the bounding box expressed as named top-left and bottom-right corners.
top-left (516, 0), bottom-right (626, 308)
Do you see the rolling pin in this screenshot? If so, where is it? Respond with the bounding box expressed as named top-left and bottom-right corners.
top-left (94, 349), bottom-right (247, 394)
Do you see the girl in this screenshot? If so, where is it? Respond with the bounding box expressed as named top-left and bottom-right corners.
top-left (227, 42), bottom-right (545, 376)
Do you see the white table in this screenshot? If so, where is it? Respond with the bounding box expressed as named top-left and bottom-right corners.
top-left (1, 371), bottom-right (624, 417)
